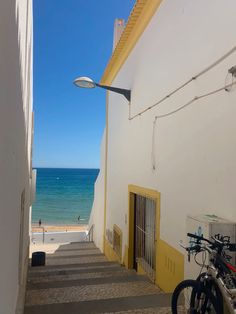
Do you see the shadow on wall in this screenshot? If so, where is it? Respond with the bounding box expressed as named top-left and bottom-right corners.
top-left (0, 0), bottom-right (33, 313)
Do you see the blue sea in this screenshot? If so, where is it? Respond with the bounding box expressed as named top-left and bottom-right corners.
top-left (32, 168), bottom-right (99, 225)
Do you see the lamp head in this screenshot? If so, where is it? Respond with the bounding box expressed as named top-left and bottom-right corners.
top-left (73, 76), bottom-right (96, 89)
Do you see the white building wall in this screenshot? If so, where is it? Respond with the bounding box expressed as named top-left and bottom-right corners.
top-left (0, 1), bottom-right (33, 313)
top-left (93, 0), bottom-right (236, 263)
top-left (89, 131), bottom-right (106, 251)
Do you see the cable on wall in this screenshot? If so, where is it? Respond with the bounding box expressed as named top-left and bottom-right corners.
top-left (154, 81), bottom-right (236, 119)
top-left (129, 45), bottom-right (236, 120)
top-left (151, 80), bottom-right (236, 170)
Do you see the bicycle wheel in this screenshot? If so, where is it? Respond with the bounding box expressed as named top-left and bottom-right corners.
top-left (195, 273), bottom-right (223, 313)
top-left (171, 279), bottom-right (220, 314)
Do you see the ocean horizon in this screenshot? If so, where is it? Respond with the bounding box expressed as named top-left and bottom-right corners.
top-left (32, 168), bottom-right (99, 226)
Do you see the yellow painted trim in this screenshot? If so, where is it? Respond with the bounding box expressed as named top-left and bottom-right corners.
top-left (123, 245), bottom-right (129, 268)
top-left (156, 239), bottom-right (184, 292)
top-left (104, 225), bottom-right (123, 264)
top-left (101, 0), bottom-right (163, 86)
top-left (113, 223), bottom-right (122, 236)
top-left (113, 224), bottom-right (122, 261)
top-left (127, 190), bottom-right (135, 269)
top-left (103, 92), bottom-right (109, 252)
top-left (104, 237), bottom-right (120, 263)
top-left (128, 184), bottom-right (160, 201)
top-left (127, 184), bottom-right (184, 292)
top-left (137, 262), bottom-right (147, 275)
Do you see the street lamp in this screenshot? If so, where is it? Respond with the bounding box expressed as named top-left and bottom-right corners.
top-left (73, 76), bottom-right (131, 101)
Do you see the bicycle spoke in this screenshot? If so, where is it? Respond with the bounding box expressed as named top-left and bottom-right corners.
top-left (172, 231), bottom-right (236, 314)
top-left (172, 280), bottom-right (219, 314)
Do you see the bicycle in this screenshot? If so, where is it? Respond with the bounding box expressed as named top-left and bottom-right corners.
top-left (171, 232), bottom-right (236, 313)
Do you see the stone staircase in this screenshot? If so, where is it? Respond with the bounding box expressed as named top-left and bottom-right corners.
top-left (24, 242), bottom-right (172, 314)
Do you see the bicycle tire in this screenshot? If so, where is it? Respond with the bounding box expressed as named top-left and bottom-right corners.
top-left (195, 273), bottom-right (223, 313)
top-left (171, 279), bottom-right (220, 314)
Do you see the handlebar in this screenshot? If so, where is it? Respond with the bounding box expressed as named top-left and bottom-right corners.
top-left (186, 232), bottom-right (236, 253)
top-left (187, 232), bottom-right (203, 240)
top-left (187, 232), bottom-right (212, 244)
top-left (187, 244), bottom-right (201, 252)
top-left (187, 232), bottom-right (203, 239)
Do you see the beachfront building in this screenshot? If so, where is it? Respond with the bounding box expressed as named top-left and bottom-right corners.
top-left (89, 0), bottom-right (236, 292)
top-left (0, 0), bottom-right (34, 313)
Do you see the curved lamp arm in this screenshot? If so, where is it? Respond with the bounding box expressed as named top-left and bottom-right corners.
top-left (73, 76), bottom-right (131, 102)
top-left (95, 83), bottom-right (131, 102)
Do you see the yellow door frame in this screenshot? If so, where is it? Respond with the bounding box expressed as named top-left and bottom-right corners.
top-left (127, 184), bottom-right (184, 292)
top-left (127, 184), bottom-right (160, 271)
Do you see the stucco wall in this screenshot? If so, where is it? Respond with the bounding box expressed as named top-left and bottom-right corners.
top-left (89, 131), bottom-right (106, 251)
top-left (92, 0), bottom-right (236, 264)
top-left (0, 1), bottom-right (33, 313)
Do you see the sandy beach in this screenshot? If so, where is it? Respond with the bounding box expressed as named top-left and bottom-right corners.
top-left (32, 224), bottom-right (88, 233)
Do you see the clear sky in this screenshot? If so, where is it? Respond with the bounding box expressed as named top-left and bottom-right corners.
top-left (33, 0), bottom-right (135, 169)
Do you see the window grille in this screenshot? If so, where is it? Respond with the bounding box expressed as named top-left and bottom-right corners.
top-left (135, 195), bottom-right (156, 281)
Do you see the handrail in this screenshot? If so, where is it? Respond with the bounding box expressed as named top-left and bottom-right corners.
top-left (87, 224), bottom-right (94, 242)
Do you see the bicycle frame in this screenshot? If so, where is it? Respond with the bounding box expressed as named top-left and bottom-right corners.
top-left (202, 250), bottom-right (236, 313)
top-left (183, 232), bottom-right (236, 313)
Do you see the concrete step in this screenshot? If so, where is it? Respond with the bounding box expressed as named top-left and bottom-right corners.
top-left (27, 274), bottom-right (149, 290)
top-left (28, 261), bottom-right (120, 276)
top-left (55, 246), bottom-right (98, 252)
top-left (54, 241), bottom-right (96, 250)
top-left (25, 280), bottom-right (162, 306)
top-left (25, 293), bottom-right (172, 314)
top-left (28, 267), bottom-right (135, 284)
top-left (47, 248), bottom-right (101, 257)
top-left (46, 252), bottom-right (104, 260)
top-left (25, 241), bottom-right (171, 314)
top-left (45, 254), bottom-right (107, 266)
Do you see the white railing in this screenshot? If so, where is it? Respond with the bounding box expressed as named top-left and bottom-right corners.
top-left (87, 224), bottom-right (94, 242)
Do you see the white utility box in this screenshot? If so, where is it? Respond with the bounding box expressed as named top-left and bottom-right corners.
top-left (185, 214), bottom-right (236, 280)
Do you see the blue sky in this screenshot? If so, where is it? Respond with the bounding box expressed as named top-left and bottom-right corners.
top-left (33, 0), bottom-right (135, 169)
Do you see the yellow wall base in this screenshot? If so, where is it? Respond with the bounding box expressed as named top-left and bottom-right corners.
top-left (137, 262), bottom-right (146, 275)
top-left (106, 236), bottom-right (183, 293)
top-left (104, 237), bottom-right (121, 263)
top-left (123, 245), bottom-right (129, 268)
top-left (156, 239), bottom-right (184, 292)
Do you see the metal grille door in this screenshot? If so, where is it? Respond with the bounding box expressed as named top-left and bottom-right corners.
top-left (134, 195), bottom-right (156, 281)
